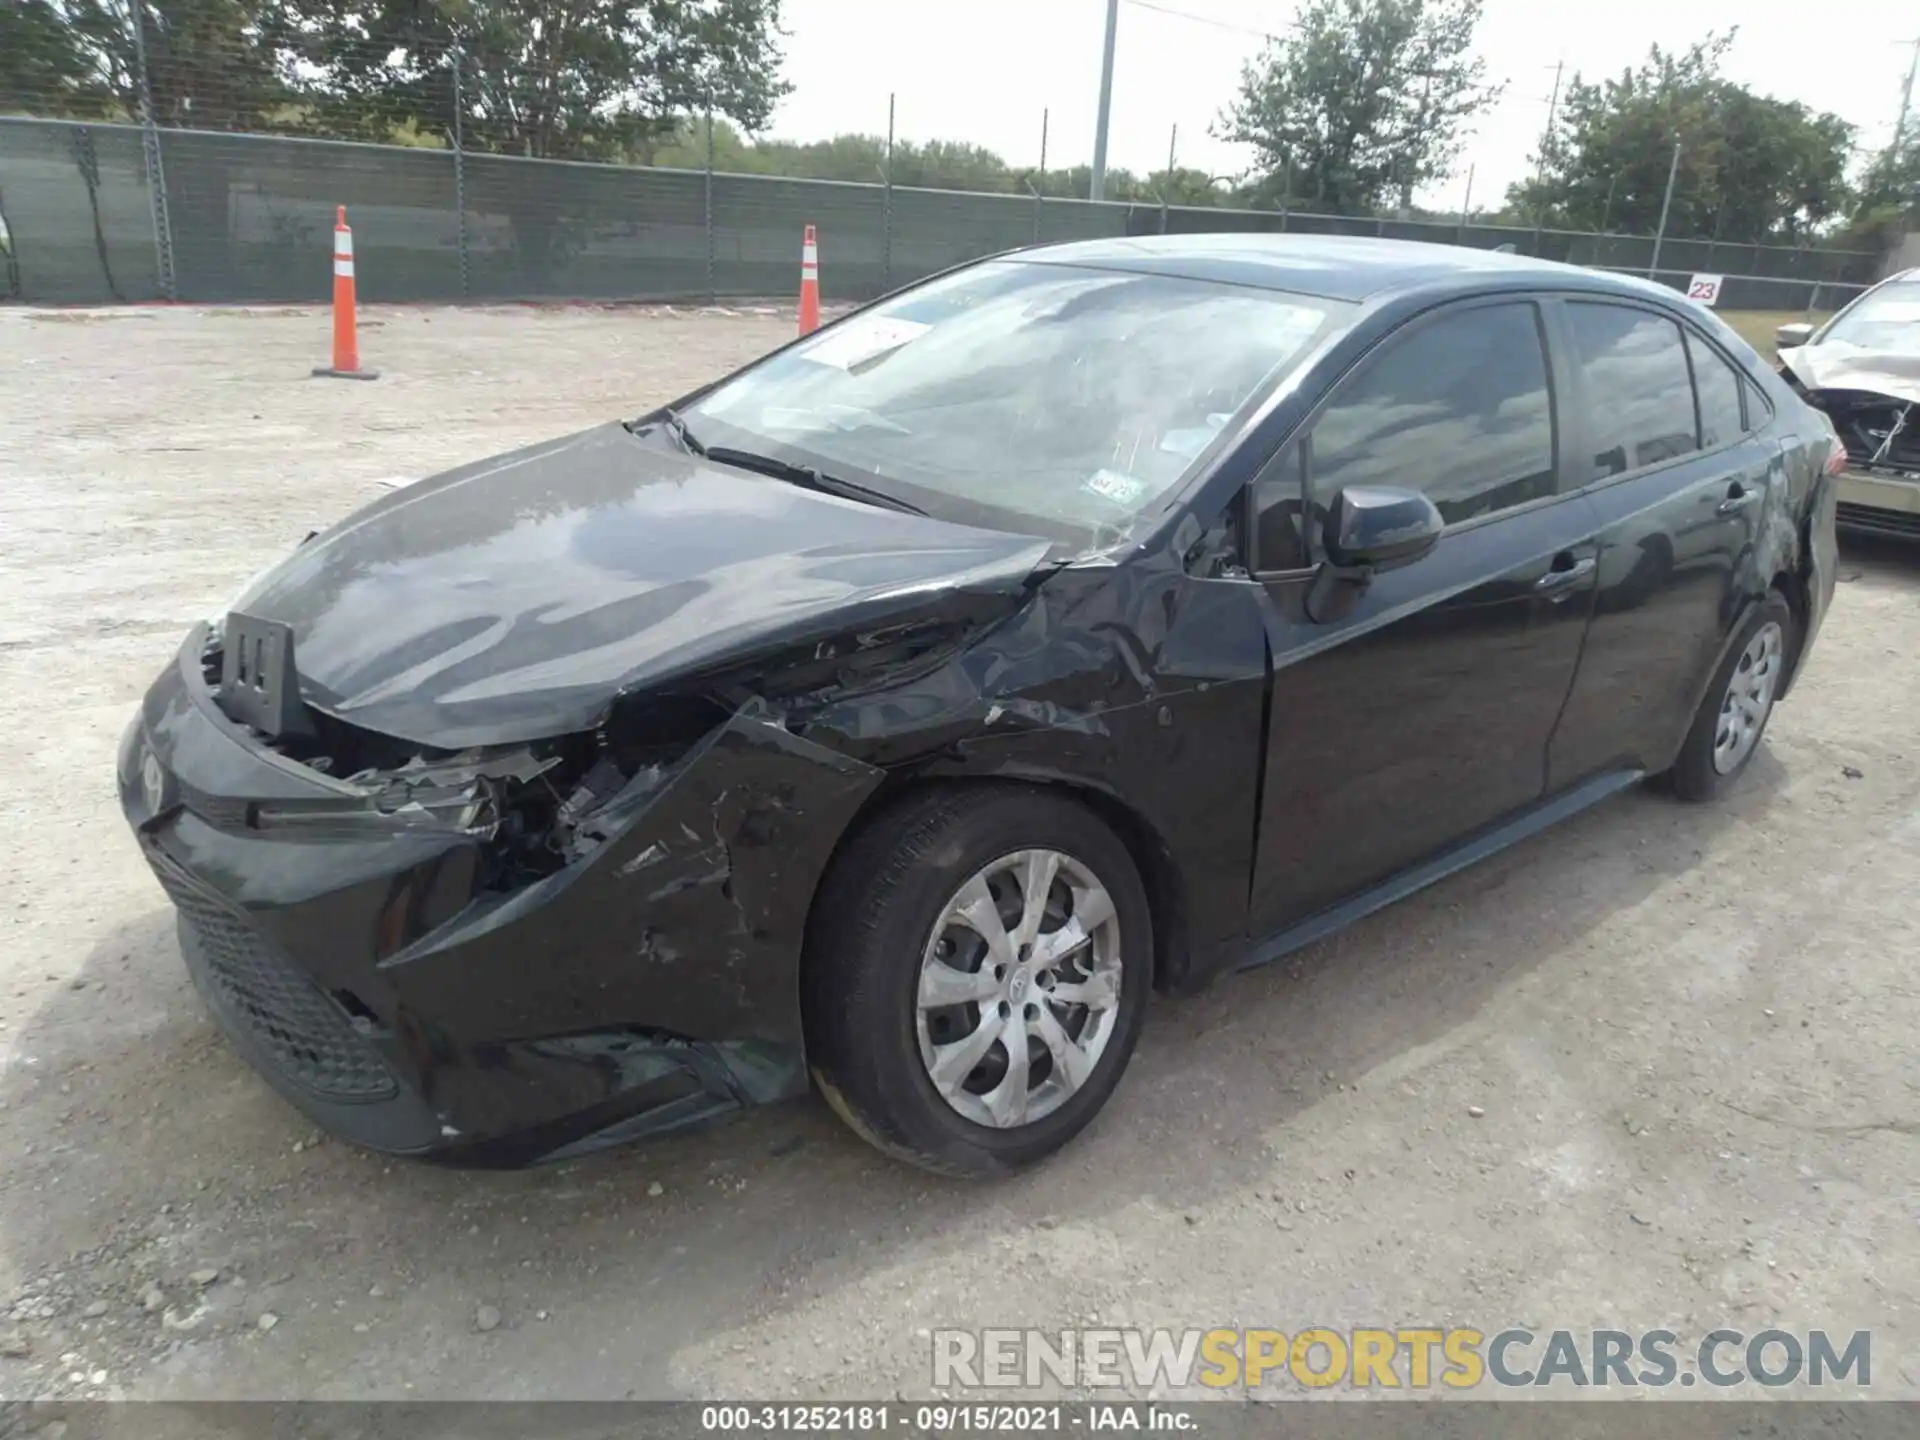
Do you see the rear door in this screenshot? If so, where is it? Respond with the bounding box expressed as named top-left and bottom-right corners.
top-left (1544, 299), bottom-right (1779, 787)
top-left (1245, 296), bottom-right (1603, 932)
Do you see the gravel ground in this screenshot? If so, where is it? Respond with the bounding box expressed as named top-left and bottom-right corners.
top-left (0, 304), bottom-right (1916, 1403)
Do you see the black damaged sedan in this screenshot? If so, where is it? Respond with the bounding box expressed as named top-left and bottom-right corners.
top-left (120, 236), bottom-right (1839, 1175)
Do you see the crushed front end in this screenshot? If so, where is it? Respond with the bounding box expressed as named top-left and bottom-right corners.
top-left (1797, 389), bottom-right (1920, 539)
top-left (118, 623), bottom-right (882, 1165)
top-left (1783, 351), bottom-right (1920, 539)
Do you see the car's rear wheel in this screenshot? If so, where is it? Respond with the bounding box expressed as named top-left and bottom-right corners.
top-left (1666, 593), bottom-right (1795, 801)
top-left (803, 784), bottom-right (1152, 1177)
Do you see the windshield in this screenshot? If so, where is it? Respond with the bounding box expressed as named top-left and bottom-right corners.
top-left (685, 260), bottom-right (1350, 545)
top-left (1821, 280), bottom-right (1920, 353)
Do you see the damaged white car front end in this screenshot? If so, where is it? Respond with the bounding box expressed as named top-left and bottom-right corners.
top-left (1779, 275), bottom-right (1920, 539)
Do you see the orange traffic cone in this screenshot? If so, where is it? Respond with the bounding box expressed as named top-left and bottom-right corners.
top-left (313, 206), bottom-right (378, 380)
top-left (797, 223), bottom-right (821, 336)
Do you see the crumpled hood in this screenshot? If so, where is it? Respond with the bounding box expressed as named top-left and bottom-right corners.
top-left (1784, 341), bottom-right (1920, 405)
top-left (231, 424), bottom-right (1052, 748)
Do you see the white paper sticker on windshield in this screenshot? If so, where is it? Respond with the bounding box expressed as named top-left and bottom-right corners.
top-left (1084, 469), bottom-right (1148, 505)
top-left (1158, 413), bottom-right (1233, 460)
top-left (1158, 427), bottom-right (1215, 459)
top-left (799, 317), bottom-right (931, 370)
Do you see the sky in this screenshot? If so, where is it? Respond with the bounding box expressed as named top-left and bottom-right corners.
top-left (769, 0), bottom-right (1920, 208)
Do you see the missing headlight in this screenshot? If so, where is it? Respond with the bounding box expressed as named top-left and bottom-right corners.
top-left (248, 747), bottom-right (562, 839)
top-left (244, 694), bottom-right (732, 891)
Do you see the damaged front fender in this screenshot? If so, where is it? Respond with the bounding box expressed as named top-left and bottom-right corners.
top-left (373, 704), bottom-right (883, 1089)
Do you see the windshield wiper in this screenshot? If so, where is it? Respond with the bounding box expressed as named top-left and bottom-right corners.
top-left (703, 445), bottom-right (927, 516)
top-left (628, 406), bottom-right (708, 457)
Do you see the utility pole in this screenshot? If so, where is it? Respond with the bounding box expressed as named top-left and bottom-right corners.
top-left (1090, 0), bottom-right (1120, 202)
top-left (1894, 37), bottom-right (1920, 163)
top-left (1529, 59), bottom-right (1563, 255)
top-left (1033, 108), bottom-right (1050, 243)
top-left (883, 93), bottom-right (895, 292)
top-left (1399, 70), bottom-right (1434, 215)
top-left (1540, 60), bottom-right (1564, 167)
top-left (1649, 138), bottom-right (1682, 279)
top-left (1159, 123), bottom-right (1177, 233)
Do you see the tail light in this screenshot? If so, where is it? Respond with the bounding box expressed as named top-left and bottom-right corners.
top-left (1814, 412), bottom-right (1849, 476)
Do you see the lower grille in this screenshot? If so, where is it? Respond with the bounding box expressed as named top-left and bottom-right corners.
top-left (1837, 501), bottom-right (1920, 539)
top-left (149, 856), bottom-right (399, 1102)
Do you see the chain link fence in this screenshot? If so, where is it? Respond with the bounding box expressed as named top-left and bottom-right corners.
top-left (0, 1), bottom-right (1887, 317)
top-left (0, 113), bottom-right (1881, 312)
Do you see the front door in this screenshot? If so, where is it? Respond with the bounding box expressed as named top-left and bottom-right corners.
top-left (1244, 297), bottom-right (1600, 934)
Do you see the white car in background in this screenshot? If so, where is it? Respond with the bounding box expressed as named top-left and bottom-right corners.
top-left (1777, 269), bottom-right (1920, 539)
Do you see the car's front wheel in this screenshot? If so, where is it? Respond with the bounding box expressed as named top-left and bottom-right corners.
top-left (1666, 592), bottom-right (1796, 801)
top-left (803, 785), bottom-right (1152, 1176)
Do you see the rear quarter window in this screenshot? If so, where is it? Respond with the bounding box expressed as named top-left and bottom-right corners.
top-left (1687, 330), bottom-right (1748, 449)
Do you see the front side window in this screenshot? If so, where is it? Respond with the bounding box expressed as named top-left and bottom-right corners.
top-left (1307, 302), bottom-right (1557, 527)
top-left (687, 261), bottom-right (1351, 547)
top-left (1568, 303), bottom-right (1698, 480)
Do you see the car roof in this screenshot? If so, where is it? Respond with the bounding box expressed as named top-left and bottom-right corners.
top-left (1016, 232), bottom-right (1670, 305)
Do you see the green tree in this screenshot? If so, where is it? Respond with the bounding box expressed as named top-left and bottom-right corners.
top-left (1, 0), bottom-right (285, 128)
top-left (0, 1), bottom-right (120, 117)
top-left (1838, 136), bottom-right (1920, 249)
top-left (1218, 0), bottom-right (1497, 215)
top-left (649, 114), bottom-right (775, 172)
top-left (1506, 32), bottom-right (1854, 244)
top-left (273, 0), bottom-right (789, 160)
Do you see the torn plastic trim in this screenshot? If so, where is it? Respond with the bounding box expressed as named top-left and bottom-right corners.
top-left (248, 747), bottom-right (563, 839)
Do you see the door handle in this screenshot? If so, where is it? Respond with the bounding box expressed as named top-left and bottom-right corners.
top-left (1534, 556), bottom-right (1596, 592)
top-left (1717, 486), bottom-right (1760, 515)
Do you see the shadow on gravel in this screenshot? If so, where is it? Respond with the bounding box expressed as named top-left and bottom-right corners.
top-left (0, 760), bottom-right (1782, 1399)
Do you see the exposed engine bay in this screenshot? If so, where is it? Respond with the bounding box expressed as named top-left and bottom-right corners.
top-left (1781, 340), bottom-right (1920, 475)
top-left (1799, 389), bottom-right (1920, 476)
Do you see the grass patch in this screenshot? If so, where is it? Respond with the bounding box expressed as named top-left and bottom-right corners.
top-left (1720, 310), bottom-right (1829, 354)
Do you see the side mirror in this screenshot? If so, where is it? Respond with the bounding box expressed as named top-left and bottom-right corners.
top-left (1324, 486), bottom-right (1445, 570)
top-left (1775, 322), bottom-right (1814, 351)
top-left (1305, 487), bottom-right (1444, 623)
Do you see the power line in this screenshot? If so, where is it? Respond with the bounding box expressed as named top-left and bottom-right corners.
top-left (1119, 0), bottom-right (1286, 42)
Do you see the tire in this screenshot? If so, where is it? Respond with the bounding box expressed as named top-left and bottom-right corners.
top-left (803, 784), bottom-right (1153, 1177)
top-left (1666, 593), bottom-right (1796, 802)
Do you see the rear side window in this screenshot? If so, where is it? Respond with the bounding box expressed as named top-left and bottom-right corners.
top-left (1568, 303), bottom-right (1698, 479)
top-left (1309, 302), bottom-right (1556, 527)
top-left (1688, 330), bottom-right (1748, 449)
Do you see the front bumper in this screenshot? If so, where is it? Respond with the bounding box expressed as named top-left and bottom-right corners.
top-left (1835, 468), bottom-right (1920, 540)
top-left (118, 628), bottom-right (882, 1165)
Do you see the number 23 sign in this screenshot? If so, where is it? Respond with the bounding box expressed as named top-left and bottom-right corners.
top-left (1686, 273), bottom-right (1724, 306)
